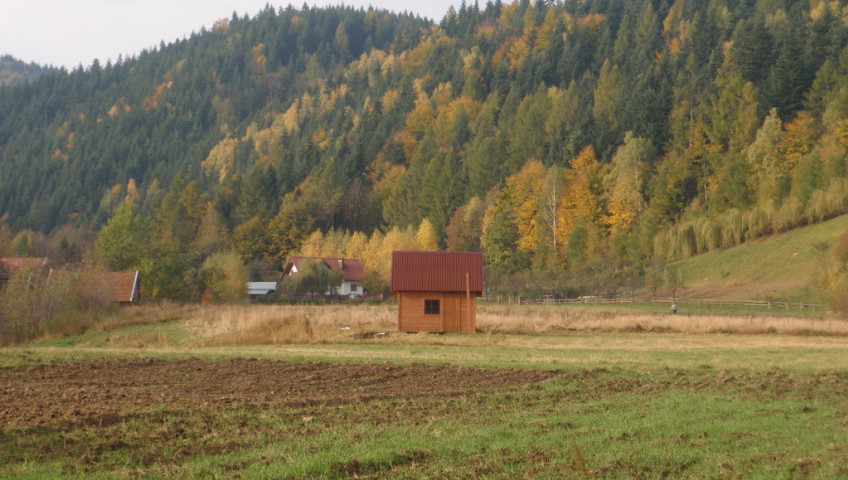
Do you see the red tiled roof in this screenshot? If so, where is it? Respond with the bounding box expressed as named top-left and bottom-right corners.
top-left (48, 269), bottom-right (139, 303)
top-left (284, 257), bottom-right (364, 282)
top-left (391, 251), bottom-right (483, 294)
top-left (0, 257), bottom-right (47, 276)
top-left (104, 271), bottom-right (139, 303)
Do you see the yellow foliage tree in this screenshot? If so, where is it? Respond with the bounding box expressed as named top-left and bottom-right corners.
top-left (504, 159), bottom-right (547, 253)
top-left (372, 226), bottom-right (418, 283)
top-left (557, 146), bottom-right (605, 246)
top-left (534, 9), bottom-right (562, 55)
top-left (201, 136), bottom-right (238, 182)
top-left (593, 60), bottom-right (625, 133)
top-left (780, 112), bottom-right (817, 173)
top-left (299, 230), bottom-right (325, 257)
top-left (404, 103), bottom-right (435, 140)
top-left (344, 231), bottom-right (369, 260)
top-left (360, 229), bottom-right (385, 272)
top-left (604, 132), bottom-right (648, 234)
top-left (321, 229), bottom-right (351, 258)
top-left (415, 218), bottom-right (439, 251)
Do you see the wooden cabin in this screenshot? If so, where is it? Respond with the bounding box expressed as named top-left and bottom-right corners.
top-left (391, 251), bottom-right (483, 333)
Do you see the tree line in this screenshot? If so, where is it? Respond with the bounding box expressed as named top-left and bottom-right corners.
top-left (4, 0), bottom-right (848, 303)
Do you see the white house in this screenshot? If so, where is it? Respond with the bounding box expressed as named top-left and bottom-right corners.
top-left (282, 256), bottom-right (365, 297)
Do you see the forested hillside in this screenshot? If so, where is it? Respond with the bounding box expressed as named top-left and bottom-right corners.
top-left (0, 55), bottom-right (56, 87)
top-left (5, 0), bottom-right (848, 301)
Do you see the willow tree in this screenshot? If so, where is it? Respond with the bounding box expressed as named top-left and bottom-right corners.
top-left (285, 259), bottom-right (343, 297)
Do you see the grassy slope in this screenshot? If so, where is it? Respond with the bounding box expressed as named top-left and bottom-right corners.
top-left (671, 213), bottom-right (848, 303)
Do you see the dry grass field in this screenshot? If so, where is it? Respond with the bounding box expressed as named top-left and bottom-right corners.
top-left (150, 302), bottom-right (848, 346)
top-left (51, 301), bottom-right (847, 373)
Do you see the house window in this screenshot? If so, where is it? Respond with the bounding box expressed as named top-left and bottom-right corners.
top-left (424, 299), bottom-right (440, 315)
top-left (350, 283), bottom-right (358, 292)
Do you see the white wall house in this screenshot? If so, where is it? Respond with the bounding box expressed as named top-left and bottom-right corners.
top-left (283, 257), bottom-right (365, 297)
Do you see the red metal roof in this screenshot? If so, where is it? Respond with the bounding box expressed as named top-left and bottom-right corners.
top-left (391, 251), bottom-right (483, 294)
top-left (284, 257), bottom-right (364, 282)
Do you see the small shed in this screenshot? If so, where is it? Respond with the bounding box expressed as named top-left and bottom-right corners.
top-left (391, 251), bottom-right (483, 333)
top-left (247, 281), bottom-right (277, 301)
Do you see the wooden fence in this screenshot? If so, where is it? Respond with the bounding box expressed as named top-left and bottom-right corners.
top-left (482, 295), bottom-right (825, 312)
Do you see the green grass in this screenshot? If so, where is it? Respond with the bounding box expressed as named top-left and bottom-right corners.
top-left (518, 300), bottom-right (828, 317)
top-left (4, 360), bottom-right (846, 479)
top-left (671, 213), bottom-right (848, 303)
top-left (6, 329), bottom-right (848, 372)
top-left (4, 303), bottom-right (848, 478)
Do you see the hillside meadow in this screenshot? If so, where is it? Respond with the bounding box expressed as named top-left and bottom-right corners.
top-left (671, 213), bottom-right (848, 303)
top-left (3, 303), bottom-right (848, 479)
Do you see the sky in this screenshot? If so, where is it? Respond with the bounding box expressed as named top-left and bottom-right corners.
top-left (1, 0), bottom-right (458, 69)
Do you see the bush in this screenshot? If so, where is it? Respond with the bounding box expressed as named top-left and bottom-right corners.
top-left (822, 269), bottom-right (848, 316)
top-left (199, 252), bottom-right (248, 303)
top-left (0, 267), bottom-right (107, 345)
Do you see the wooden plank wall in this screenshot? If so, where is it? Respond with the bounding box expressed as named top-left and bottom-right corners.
top-left (397, 292), bottom-right (476, 333)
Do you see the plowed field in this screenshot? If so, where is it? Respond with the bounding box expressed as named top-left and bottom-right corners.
top-left (3, 357), bottom-right (848, 478)
top-left (1, 358), bottom-right (565, 429)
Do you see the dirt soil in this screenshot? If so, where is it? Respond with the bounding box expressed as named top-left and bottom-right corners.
top-left (0, 357), bottom-right (566, 429)
top-left (3, 358), bottom-right (847, 477)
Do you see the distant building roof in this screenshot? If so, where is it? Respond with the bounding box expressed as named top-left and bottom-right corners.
top-left (0, 257), bottom-right (47, 277)
top-left (103, 271), bottom-right (140, 303)
top-left (391, 251), bottom-right (483, 294)
top-left (248, 282), bottom-right (277, 296)
top-left (283, 257), bottom-right (364, 283)
top-left (45, 269), bottom-right (139, 303)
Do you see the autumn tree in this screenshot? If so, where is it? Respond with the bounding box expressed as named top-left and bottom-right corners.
top-left (199, 252), bottom-right (248, 303)
top-left (232, 216), bottom-right (271, 263)
top-left (503, 159), bottom-right (547, 253)
top-left (538, 165), bottom-right (565, 252)
top-left (446, 196), bottom-right (488, 252)
top-left (194, 206), bottom-right (230, 257)
top-left (415, 218), bottom-right (440, 251)
top-left (604, 132), bottom-right (649, 235)
top-left (557, 146), bottom-right (605, 249)
top-left (746, 108), bottom-right (783, 209)
top-left (266, 201), bottom-right (314, 268)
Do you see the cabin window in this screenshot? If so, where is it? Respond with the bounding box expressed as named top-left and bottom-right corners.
top-left (350, 283), bottom-right (358, 292)
top-left (424, 299), bottom-right (440, 314)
